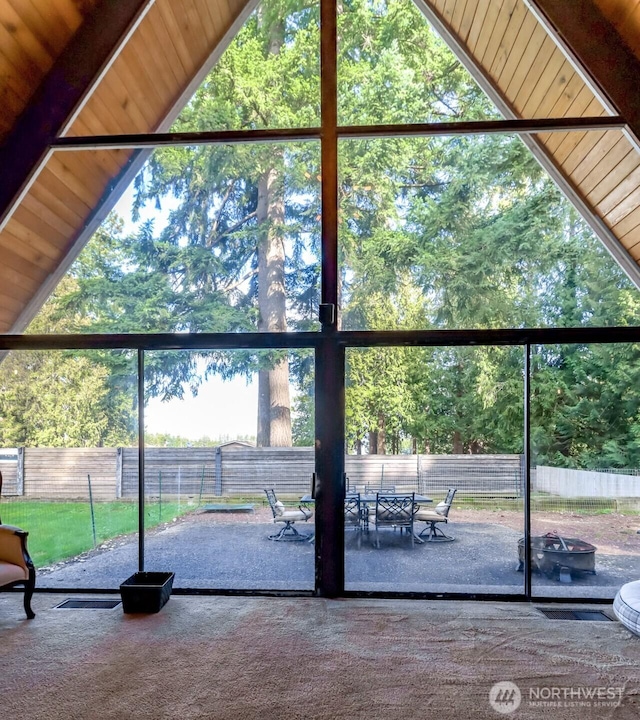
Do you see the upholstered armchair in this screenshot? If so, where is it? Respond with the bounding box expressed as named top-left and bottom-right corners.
top-left (0, 524), bottom-right (36, 618)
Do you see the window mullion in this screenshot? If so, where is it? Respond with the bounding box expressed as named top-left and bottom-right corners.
top-left (315, 0), bottom-right (344, 598)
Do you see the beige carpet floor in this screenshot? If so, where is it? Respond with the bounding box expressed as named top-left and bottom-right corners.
top-left (1, 593), bottom-right (639, 719)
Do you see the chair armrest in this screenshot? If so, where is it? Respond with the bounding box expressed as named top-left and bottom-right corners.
top-left (0, 525), bottom-right (33, 572)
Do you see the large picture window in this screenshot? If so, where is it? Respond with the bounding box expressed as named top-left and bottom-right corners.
top-left (1, 0), bottom-right (639, 602)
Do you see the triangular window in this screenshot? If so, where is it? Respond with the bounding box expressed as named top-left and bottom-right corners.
top-left (338, 0), bottom-right (501, 126)
top-left (338, 129), bottom-right (640, 330)
top-left (170, 0), bottom-right (320, 133)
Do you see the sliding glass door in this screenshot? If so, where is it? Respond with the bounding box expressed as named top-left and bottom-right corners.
top-left (343, 344), bottom-right (525, 597)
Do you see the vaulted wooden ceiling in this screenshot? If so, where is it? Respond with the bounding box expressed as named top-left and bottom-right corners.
top-left (1, 0), bottom-right (639, 333)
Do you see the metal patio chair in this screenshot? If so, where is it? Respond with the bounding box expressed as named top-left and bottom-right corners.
top-left (344, 493), bottom-right (366, 548)
top-left (264, 488), bottom-right (313, 541)
top-left (365, 484), bottom-right (396, 494)
top-left (360, 485), bottom-right (396, 531)
top-left (415, 487), bottom-right (457, 542)
top-left (373, 493), bottom-right (416, 548)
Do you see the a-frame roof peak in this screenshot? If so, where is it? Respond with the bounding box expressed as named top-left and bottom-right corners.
top-left (0, 0), bottom-right (640, 333)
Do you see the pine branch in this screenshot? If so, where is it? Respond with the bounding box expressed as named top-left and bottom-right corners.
top-left (221, 267), bottom-right (259, 294)
top-left (209, 180), bottom-right (238, 243)
top-left (219, 210), bottom-right (258, 240)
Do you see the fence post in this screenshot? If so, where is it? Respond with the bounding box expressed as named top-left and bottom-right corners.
top-left (215, 446), bottom-right (222, 496)
top-left (198, 466), bottom-right (206, 505)
top-left (87, 474), bottom-right (97, 547)
top-left (116, 447), bottom-right (123, 499)
top-left (16, 447), bottom-right (24, 497)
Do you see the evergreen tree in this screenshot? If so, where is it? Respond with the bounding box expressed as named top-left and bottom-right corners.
top-left (0, 274), bottom-right (137, 447)
top-left (127, 0), bottom-right (322, 445)
top-left (10, 0), bottom-right (640, 463)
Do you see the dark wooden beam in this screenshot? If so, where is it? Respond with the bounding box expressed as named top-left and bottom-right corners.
top-left (314, 335), bottom-right (345, 599)
top-left (528, 0), bottom-right (640, 148)
top-left (1, 324), bottom-right (640, 352)
top-left (0, 0), bottom-right (153, 230)
top-left (53, 127), bottom-right (322, 150)
top-left (320, 0), bottom-right (338, 313)
top-left (49, 116), bottom-right (626, 151)
top-left (315, 0), bottom-right (343, 599)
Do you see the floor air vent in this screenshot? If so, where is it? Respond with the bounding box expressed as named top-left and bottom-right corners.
top-left (537, 608), bottom-right (612, 621)
top-left (56, 599), bottom-right (121, 609)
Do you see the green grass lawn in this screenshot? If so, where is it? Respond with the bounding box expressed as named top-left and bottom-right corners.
top-left (1, 500), bottom-right (194, 567)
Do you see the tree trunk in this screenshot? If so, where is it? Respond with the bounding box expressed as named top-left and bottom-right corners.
top-left (256, 163), bottom-right (291, 447)
top-left (377, 412), bottom-right (386, 455)
top-left (453, 430), bottom-right (463, 454)
top-left (257, 368), bottom-right (270, 447)
top-left (254, 15), bottom-right (290, 447)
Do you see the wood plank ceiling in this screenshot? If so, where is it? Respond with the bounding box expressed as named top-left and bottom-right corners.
top-left (0, 0), bottom-right (639, 333)
top-left (419, 0), bottom-right (640, 281)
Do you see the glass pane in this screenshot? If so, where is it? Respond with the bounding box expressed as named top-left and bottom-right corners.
top-left (344, 345), bottom-right (525, 595)
top-left (530, 342), bottom-right (640, 599)
top-left (337, 0), bottom-right (607, 125)
top-left (0, 350), bottom-right (139, 589)
top-left (22, 144), bottom-right (320, 334)
top-left (338, 133), bottom-right (640, 331)
top-left (143, 348), bottom-right (315, 591)
top-left (65, 0), bottom-right (320, 136)
top-left (338, 0), bottom-right (500, 126)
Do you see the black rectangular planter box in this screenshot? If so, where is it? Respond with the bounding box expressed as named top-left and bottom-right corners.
top-left (120, 572), bottom-right (174, 613)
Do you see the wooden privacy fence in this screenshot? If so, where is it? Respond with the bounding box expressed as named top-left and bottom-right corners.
top-left (22, 448), bottom-right (118, 501)
top-left (122, 447), bottom-right (218, 499)
top-left (418, 454), bottom-right (525, 496)
top-left (121, 447), bottom-right (316, 497)
top-left (344, 454), bottom-right (524, 496)
top-left (6, 448), bottom-right (640, 501)
top-left (0, 447), bottom-right (526, 500)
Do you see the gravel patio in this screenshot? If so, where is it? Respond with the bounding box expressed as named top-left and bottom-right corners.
top-left (34, 505), bottom-right (640, 599)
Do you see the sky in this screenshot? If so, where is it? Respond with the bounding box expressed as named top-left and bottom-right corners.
top-left (145, 375), bottom-right (258, 441)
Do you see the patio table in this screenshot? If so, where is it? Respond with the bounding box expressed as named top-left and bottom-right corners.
top-left (299, 493), bottom-right (432, 504)
top-left (299, 493), bottom-right (433, 545)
